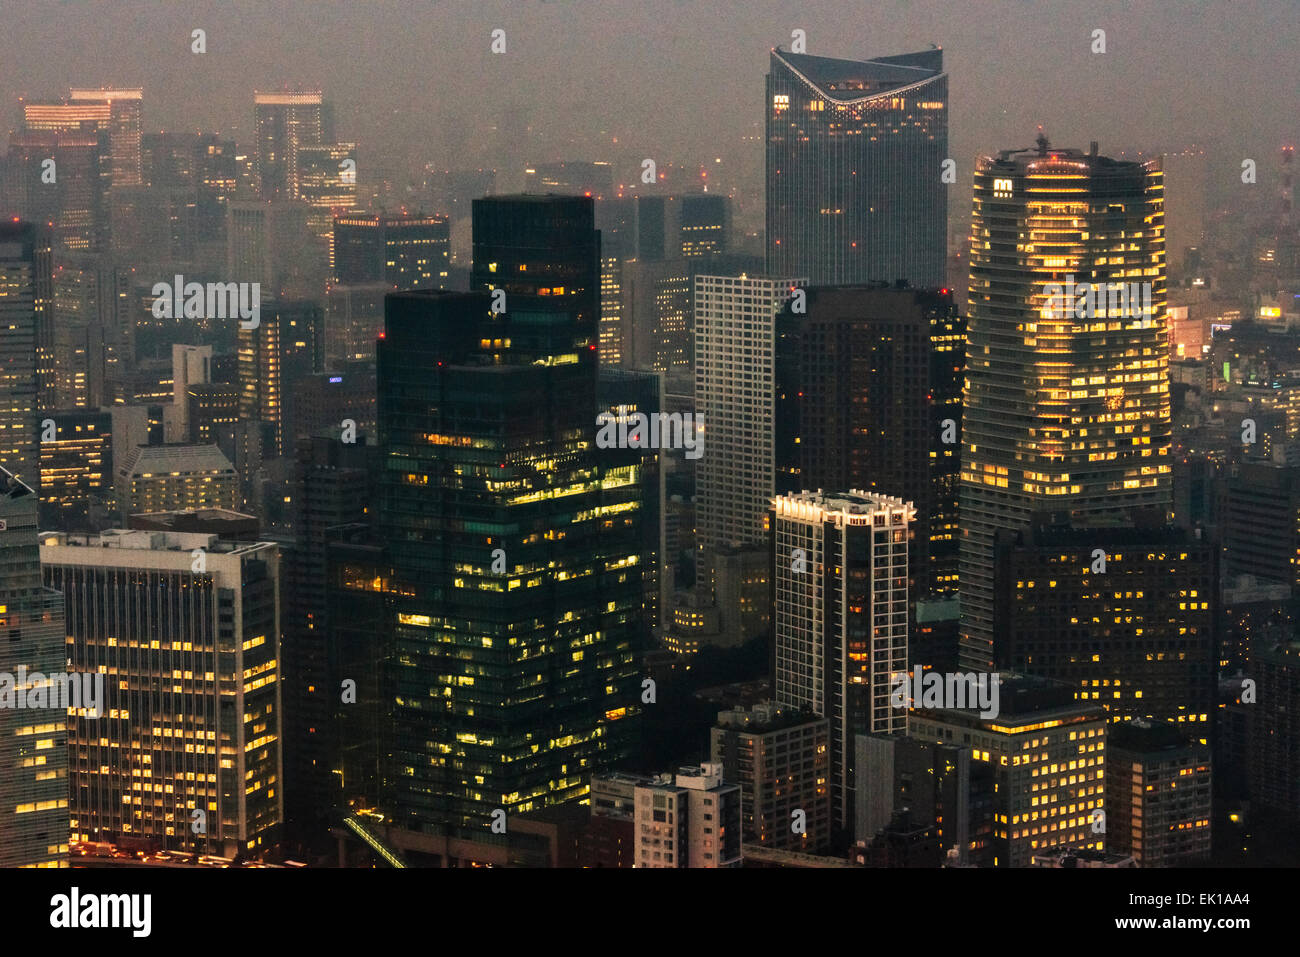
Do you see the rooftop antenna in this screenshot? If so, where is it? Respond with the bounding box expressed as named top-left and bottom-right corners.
top-left (1035, 127), bottom-right (1050, 155)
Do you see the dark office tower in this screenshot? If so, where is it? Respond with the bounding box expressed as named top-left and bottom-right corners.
top-left (775, 285), bottom-right (963, 600)
top-left (634, 195), bottom-right (675, 263)
top-left (68, 89), bottom-right (143, 188)
top-left (993, 517), bottom-right (1217, 730)
top-left (598, 367), bottom-right (663, 628)
top-left (237, 301), bottom-right (325, 458)
top-left (187, 382), bottom-right (241, 444)
top-left (1104, 719), bottom-right (1212, 866)
top-left (332, 213), bottom-right (451, 289)
top-left (281, 435), bottom-right (377, 843)
top-left (959, 140), bottom-right (1171, 671)
top-left (287, 367), bottom-right (377, 447)
top-left (679, 194), bottom-right (730, 258)
top-left (595, 196), bottom-right (637, 257)
top-left (5, 130), bottom-right (106, 253)
top-left (471, 195), bottom-right (600, 313)
top-left (620, 258), bottom-right (693, 373)
top-left (380, 197), bottom-right (640, 832)
top-left (38, 409), bottom-right (114, 530)
top-left (1248, 640), bottom-right (1300, 816)
top-left (0, 222), bottom-right (52, 490)
top-left (0, 468), bottom-right (70, 867)
top-left (1222, 460), bottom-right (1300, 590)
top-left (253, 91), bottom-right (324, 200)
top-left (766, 47), bottom-right (947, 286)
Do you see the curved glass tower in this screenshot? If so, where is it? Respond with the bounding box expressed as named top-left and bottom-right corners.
top-left (958, 138), bottom-right (1171, 671)
top-left (766, 47), bottom-right (947, 287)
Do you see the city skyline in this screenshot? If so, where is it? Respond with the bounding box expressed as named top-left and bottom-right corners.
top-left (0, 0), bottom-right (1296, 901)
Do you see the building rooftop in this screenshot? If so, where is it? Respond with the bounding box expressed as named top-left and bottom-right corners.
top-left (1107, 717), bottom-right (1199, 754)
top-left (41, 529), bottom-right (272, 557)
top-left (772, 48), bottom-right (944, 98)
top-left (773, 488), bottom-right (915, 520)
top-left (122, 443), bottom-right (236, 476)
top-left (715, 701), bottom-right (823, 734)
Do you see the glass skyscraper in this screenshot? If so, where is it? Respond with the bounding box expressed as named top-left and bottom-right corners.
top-left (0, 467), bottom-right (69, 867)
top-left (0, 222), bottom-right (51, 491)
top-left (766, 47), bottom-right (947, 287)
top-left (379, 196), bottom-right (644, 833)
top-left (958, 138), bottom-right (1171, 671)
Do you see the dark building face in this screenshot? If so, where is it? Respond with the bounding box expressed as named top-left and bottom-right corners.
top-left (1222, 460), bottom-right (1300, 590)
top-left (1249, 641), bottom-right (1300, 817)
top-left (333, 214), bottom-right (451, 290)
top-left (775, 285), bottom-right (963, 601)
top-left (187, 382), bottom-right (241, 444)
top-left (766, 48), bottom-right (947, 287)
top-left (679, 194), bottom-right (729, 258)
top-left (0, 221), bottom-right (52, 491)
top-left (1105, 719), bottom-right (1211, 866)
top-left (287, 369), bottom-right (377, 447)
top-left (379, 196), bottom-right (642, 832)
top-left (237, 301), bottom-right (325, 458)
top-left (994, 519), bottom-right (1216, 730)
top-left (38, 409), bottom-right (114, 529)
top-left (4, 131), bottom-right (107, 253)
top-left (281, 436), bottom-right (378, 844)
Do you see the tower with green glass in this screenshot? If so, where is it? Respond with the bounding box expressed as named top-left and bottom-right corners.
top-left (378, 195), bottom-right (645, 834)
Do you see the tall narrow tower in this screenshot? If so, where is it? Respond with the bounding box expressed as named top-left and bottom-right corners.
top-left (771, 489), bottom-right (913, 832)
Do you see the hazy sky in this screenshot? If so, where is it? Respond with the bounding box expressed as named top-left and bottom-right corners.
top-left (3, 0), bottom-right (1296, 220)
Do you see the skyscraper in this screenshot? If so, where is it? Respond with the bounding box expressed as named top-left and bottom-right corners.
top-left (959, 139), bottom-right (1171, 671)
top-left (42, 529), bottom-right (283, 857)
top-left (994, 517), bottom-right (1216, 730)
top-left (67, 88), bottom-right (144, 188)
top-left (0, 222), bottom-right (52, 490)
top-left (0, 467), bottom-right (70, 867)
top-left (770, 489), bottom-right (913, 833)
top-left (775, 284), bottom-right (964, 600)
top-left (379, 195), bottom-right (643, 832)
top-left (332, 212), bottom-right (450, 289)
top-left (621, 258), bottom-right (693, 373)
top-left (297, 142), bottom-right (358, 255)
top-left (253, 91), bottom-right (324, 200)
top-left (694, 274), bottom-right (804, 563)
top-left (237, 300), bottom-right (325, 457)
top-left (766, 47), bottom-right (947, 286)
